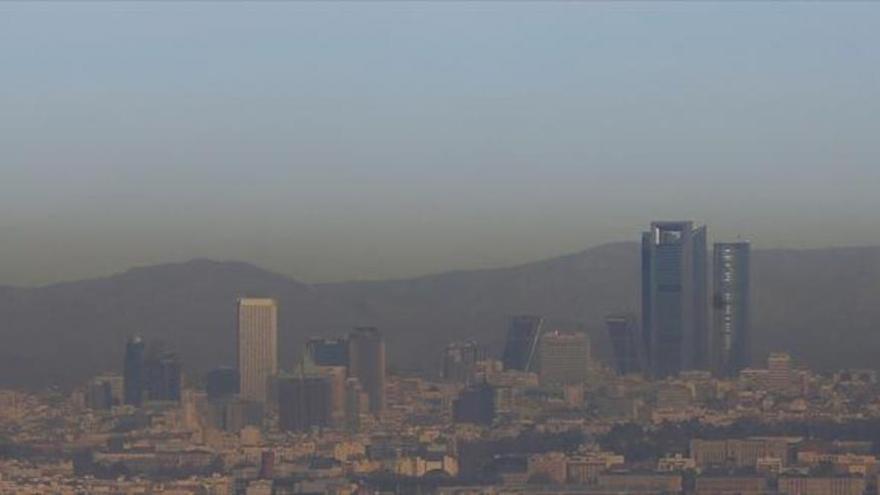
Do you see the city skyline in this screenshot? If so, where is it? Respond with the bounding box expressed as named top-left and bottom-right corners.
top-left (3, 2), bottom-right (879, 492)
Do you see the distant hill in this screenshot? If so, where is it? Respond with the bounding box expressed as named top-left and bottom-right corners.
top-left (1, 242), bottom-right (879, 389)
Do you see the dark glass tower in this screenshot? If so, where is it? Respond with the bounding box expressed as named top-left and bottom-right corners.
top-left (277, 373), bottom-right (332, 432)
top-left (713, 241), bottom-right (751, 377)
top-left (501, 315), bottom-right (543, 372)
top-left (306, 337), bottom-right (350, 367)
top-left (347, 327), bottom-right (386, 416)
top-left (605, 313), bottom-right (644, 375)
top-left (452, 382), bottom-right (495, 426)
top-left (641, 221), bottom-right (709, 378)
top-left (123, 336), bottom-right (146, 406)
top-left (146, 350), bottom-right (182, 402)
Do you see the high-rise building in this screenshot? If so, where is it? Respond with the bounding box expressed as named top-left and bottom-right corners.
top-left (537, 331), bottom-right (591, 386)
top-left (86, 373), bottom-right (123, 410)
top-left (713, 241), bottom-right (751, 377)
top-left (205, 367), bottom-right (239, 401)
top-left (316, 365), bottom-right (347, 425)
top-left (344, 377), bottom-right (369, 432)
top-left (237, 298), bottom-right (278, 403)
top-left (453, 382), bottom-right (495, 425)
top-left (767, 352), bottom-right (793, 392)
top-left (501, 315), bottom-right (544, 372)
top-left (443, 340), bottom-right (483, 383)
top-left (641, 221), bottom-right (709, 378)
top-left (145, 350), bottom-right (182, 402)
top-left (277, 373), bottom-right (332, 432)
top-left (605, 313), bottom-right (644, 375)
top-left (123, 336), bottom-right (146, 406)
top-left (300, 348), bottom-right (347, 426)
top-left (207, 398), bottom-right (263, 433)
top-left (306, 337), bottom-right (349, 367)
top-left (347, 327), bottom-right (386, 416)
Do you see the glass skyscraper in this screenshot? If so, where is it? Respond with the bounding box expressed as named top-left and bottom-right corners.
top-left (501, 315), bottom-right (544, 372)
top-left (123, 336), bottom-right (145, 406)
top-left (641, 221), bottom-right (709, 378)
top-left (605, 313), bottom-right (644, 376)
top-left (713, 241), bottom-right (751, 377)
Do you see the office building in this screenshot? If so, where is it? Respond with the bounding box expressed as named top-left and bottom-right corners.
top-left (277, 373), bottom-right (332, 432)
top-left (442, 340), bottom-right (482, 383)
top-left (145, 350), bottom-right (182, 402)
top-left (501, 315), bottom-right (544, 372)
top-left (641, 221), bottom-right (709, 378)
top-left (453, 382), bottom-right (495, 425)
top-left (123, 336), bottom-right (146, 406)
top-left (777, 477), bottom-right (865, 495)
top-left (318, 366), bottom-right (347, 425)
top-left (348, 327), bottom-right (386, 416)
top-left (344, 377), bottom-right (369, 432)
top-left (207, 398), bottom-right (263, 433)
top-left (537, 330), bottom-right (590, 386)
top-left (86, 374), bottom-right (123, 410)
top-left (306, 337), bottom-right (349, 367)
top-left (605, 313), bottom-right (644, 375)
top-left (237, 298), bottom-right (278, 403)
top-left (768, 352), bottom-right (793, 393)
top-left (713, 241), bottom-right (751, 377)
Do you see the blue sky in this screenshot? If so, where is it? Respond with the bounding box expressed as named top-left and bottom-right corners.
top-left (1, 2), bottom-right (879, 285)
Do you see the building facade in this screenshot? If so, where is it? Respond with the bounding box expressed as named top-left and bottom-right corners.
top-left (537, 330), bottom-right (590, 386)
top-left (347, 327), bottom-right (386, 416)
top-left (236, 298), bottom-right (278, 403)
top-left (145, 350), bottom-right (181, 402)
top-left (713, 241), bottom-right (751, 377)
top-left (277, 373), bottom-right (332, 432)
top-left (641, 221), bottom-right (709, 378)
top-left (606, 313), bottom-right (644, 375)
top-left (443, 340), bottom-right (482, 383)
top-left (501, 315), bottom-right (544, 372)
top-left (123, 336), bottom-right (146, 407)
top-left (306, 337), bottom-right (349, 367)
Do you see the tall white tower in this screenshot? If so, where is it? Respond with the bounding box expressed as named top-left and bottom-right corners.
top-left (237, 298), bottom-right (278, 403)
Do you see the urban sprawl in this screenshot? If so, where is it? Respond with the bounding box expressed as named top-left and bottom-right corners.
top-left (2, 222), bottom-right (879, 495)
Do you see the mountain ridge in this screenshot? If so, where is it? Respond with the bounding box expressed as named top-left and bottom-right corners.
top-left (1, 242), bottom-right (879, 389)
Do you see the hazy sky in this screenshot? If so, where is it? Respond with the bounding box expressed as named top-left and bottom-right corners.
top-left (2, 2), bottom-right (879, 286)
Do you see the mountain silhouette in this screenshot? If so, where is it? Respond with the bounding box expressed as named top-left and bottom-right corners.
top-left (1, 243), bottom-right (879, 389)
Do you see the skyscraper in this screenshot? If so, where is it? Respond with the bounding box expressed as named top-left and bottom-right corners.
top-left (641, 221), bottom-right (709, 378)
top-left (713, 241), bottom-right (751, 377)
top-left (347, 327), bottom-right (386, 416)
top-left (605, 313), bottom-right (644, 375)
top-left (501, 315), bottom-right (543, 372)
top-left (123, 336), bottom-right (146, 406)
top-left (537, 331), bottom-right (590, 386)
top-left (443, 340), bottom-right (482, 383)
top-left (277, 373), bottom-right (332, 432)
top-left (452, 382), bottom-right (495, 426)
top-left (145, 350), bottom-right (182, 402)
top-left (305, 337), bottom-right (349, 367)
top-left (237, 298), bottom-right (278, 403)
top-left (87, 373), bottom-right (123, 410)
top-left (344, 377), bottom-right (369, 432)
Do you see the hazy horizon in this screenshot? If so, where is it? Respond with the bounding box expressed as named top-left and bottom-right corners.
top-left (3, 2), bottom-right (879, 286)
